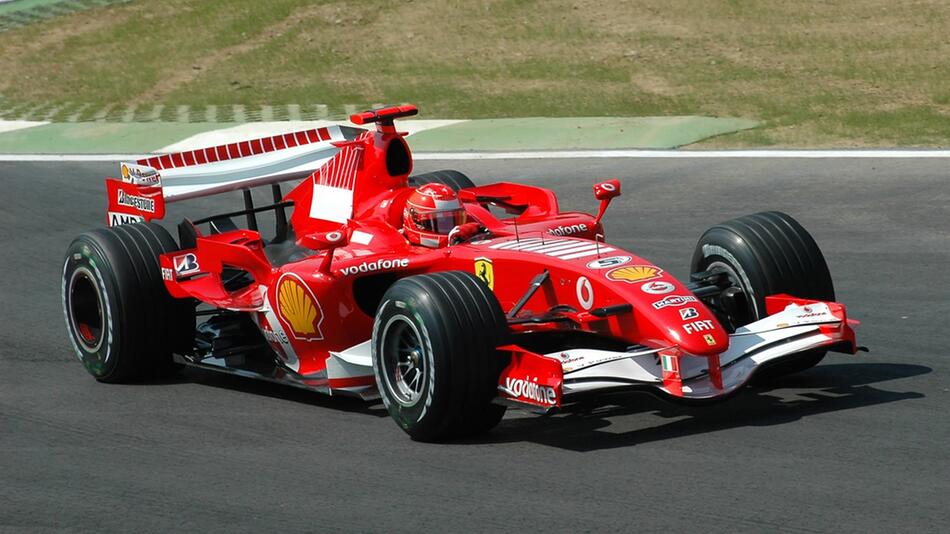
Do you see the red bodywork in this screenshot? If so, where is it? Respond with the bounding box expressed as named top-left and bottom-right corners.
top-left (107, 105), bottom-right (857, 409)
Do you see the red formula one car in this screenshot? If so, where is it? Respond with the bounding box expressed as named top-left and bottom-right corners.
top-left (62, 105), bottom-right (861, 441)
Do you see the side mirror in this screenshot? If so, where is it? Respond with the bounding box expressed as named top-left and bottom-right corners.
top-left (300, 227), bottom-right (348, 274)
top-left (592, 179), bottom-right (621, 224)
top-left (300, 228), bottom-right (348, 251)
top-left (593, 179), bottom-right (621, 200)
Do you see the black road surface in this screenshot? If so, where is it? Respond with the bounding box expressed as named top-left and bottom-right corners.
top-left (1, 157), bottom-right (947, 532)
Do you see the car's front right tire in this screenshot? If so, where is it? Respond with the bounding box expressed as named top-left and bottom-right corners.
top-left (690, 211), bottom-right (836, 379)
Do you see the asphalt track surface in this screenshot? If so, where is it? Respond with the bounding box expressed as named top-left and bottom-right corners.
top-left (1, 156), bottom-right (947, 533)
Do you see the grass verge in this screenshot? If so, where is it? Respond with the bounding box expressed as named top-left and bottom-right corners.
top-left (0, 0), bottom-right (947, 147)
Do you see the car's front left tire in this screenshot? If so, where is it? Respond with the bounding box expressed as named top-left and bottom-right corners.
top-left (372, 271), bottom-right (507, 442)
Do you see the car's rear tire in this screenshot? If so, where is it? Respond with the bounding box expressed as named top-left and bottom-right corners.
top-left (62, 223), bottom-right (195, 383)
top-left (408, 169), bottom-right (475, 191)
top-left (372, 271), bottom-right (507, 442)
top-left (690, 211), bottom-right (835, 378)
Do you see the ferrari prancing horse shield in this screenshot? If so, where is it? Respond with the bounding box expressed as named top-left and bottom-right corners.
top-left (474, 257), bottom-right (494, 290)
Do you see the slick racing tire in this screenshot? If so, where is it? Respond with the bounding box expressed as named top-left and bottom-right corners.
top-left (408, 169), bottom-right (475, 191)
top-left (690, 211), bottom-right (835, 378)
top-left (62, 222), bottom-right (195, 383)
top-left (372, 271), bottom-right (507, 442)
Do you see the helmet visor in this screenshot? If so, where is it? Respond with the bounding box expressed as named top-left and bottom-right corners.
top-left (412, 209), bottom-right (467, 235)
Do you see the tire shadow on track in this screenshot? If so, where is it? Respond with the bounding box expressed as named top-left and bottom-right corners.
top-left (468, 362), bottom-right (930, 451)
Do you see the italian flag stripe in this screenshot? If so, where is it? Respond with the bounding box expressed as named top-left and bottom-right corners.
top-left (662, 354), bottom-right (675, 373)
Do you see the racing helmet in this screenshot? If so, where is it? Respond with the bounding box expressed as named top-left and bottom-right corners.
top-left (402, 183), bottom-right (467, 248)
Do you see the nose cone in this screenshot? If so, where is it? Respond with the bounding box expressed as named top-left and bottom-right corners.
top-left (612, 276), bottom-right (730, 356)
top-left (663, 316), bottom-right (729, 355)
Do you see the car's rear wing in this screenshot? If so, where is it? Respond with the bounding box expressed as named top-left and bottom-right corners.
top-left (105, 124), bottom-right (364, 227)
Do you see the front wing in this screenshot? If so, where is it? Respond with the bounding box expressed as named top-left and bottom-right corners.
top-left (495, 295), bottom-right (860, 412)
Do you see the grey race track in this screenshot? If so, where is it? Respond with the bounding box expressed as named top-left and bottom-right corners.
top-left (1, 157), bottom-right (948, 533)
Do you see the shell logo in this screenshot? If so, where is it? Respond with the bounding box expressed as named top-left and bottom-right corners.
top-left (606, 265), bottom-right (663, 283)
top-left (275, 273), bottom-right (324, 341)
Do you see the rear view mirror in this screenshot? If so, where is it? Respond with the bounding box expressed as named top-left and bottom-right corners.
top-left (593, 179), bottom-right (621, 201)
top-left (300, 226), bottom-right (349, 274)
top-left (300, 228), bottom-right (348, 251)
top-left (592, 179), bottom-right (621, 224)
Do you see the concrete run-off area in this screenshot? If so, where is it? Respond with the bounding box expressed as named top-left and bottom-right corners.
top-left (0, 116), bottom-right (758, 154)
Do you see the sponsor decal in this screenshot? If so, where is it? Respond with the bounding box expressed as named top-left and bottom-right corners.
top-left (161, 267), bottom-right (173, 281)
top-left (108, 211), bottom-right (144, 227)
top-left (652, 295), bottom-right (698, 310)
top-left (501, 376), bottom-right (557, 405)
top-left (490, 237), bottom-right (616, 261)
top-left (256, 292), bottom-right (301, 371)
top-left (275, 273), bottom-right (325, 341)
top-left (173, 253), bottom-right (200, 277)
top-left (679, 307), bottom-right (699, 320)
top-left (116, 189), bottom-right (156, 213)
top-left (792, 306), bottom-right (827, 320)
top-left (340, 257), bottom-right (409, 276)
top-left (548, 223), bottom-right (588, 236)
top-left (704, 334), bottom-right (716, 346)
top-left (325, 231), bottom-right (343, 243)
top-left (606, 265), bottom-right (663, 283)
top-left (120, 163), bottom-right (160, 186)
top-left (683, 320), bottom-right (715, 334)
top-left (557, 350), bottom-right (634, 373)
top-left (641, 281), bottom-right (675, 295)
top-left (586, 255), bottom-right (631, 269)
top-left (262, 326), bottom-right (290, 345)
top-left (474, 257), bottom-right (494, 290)
top-left (576, 276), bottom-right (594, 310)
top-left (557, 352), bottom-right (586, 367)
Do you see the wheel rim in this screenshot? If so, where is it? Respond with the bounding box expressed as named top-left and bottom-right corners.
top-left (706, 259), bottom-right (756, 327)
top-left (380, 315), bottom-right (427, 406)
top-left (68, 267), bottom-right (105, 352)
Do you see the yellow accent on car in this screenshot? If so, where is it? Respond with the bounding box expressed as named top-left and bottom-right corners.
top-left (474, 257), bottom-right (494, 290)
top-left (278, 277), bottom-right (318, 336)
top-left (606, 265), bottom-right (661, 283)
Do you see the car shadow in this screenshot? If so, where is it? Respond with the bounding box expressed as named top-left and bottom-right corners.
top-left (175, 366), bottom-right (391, 418)
top-left (464, 362), bottom-right (931, 450)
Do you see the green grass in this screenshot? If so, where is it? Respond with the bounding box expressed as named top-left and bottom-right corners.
top-left (0, 0), bottom-right (948, 146)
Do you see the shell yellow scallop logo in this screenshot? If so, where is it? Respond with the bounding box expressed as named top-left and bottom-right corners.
top-left (276, 273), bottom-right (324, 341)
top-left (606, 265), bottom-right (663, 283)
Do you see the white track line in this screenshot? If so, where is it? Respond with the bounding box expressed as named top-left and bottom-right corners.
top-left (413, 149), bottom-right (950, 159)
top-left (1, 149), bottom-right (950, 162)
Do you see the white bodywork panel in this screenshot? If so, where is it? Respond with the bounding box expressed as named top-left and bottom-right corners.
top-left (326, 341), bottom-right (377, 400)
top-left (555, 303), bottom-right (846, 399)
top-left (309, 183), bottom-right (354, 224)
top-left (156, 125), bottom-right (358, 202)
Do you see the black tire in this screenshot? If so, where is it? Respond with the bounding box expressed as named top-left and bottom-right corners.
top-left (62, 222), bottom-right (195, 383)
top-left (690, 211), bottom-right (835, 377)
top-left (372, 271), bottom-right (507, 441)
top-left (408, 169), bottom-right (475, 191)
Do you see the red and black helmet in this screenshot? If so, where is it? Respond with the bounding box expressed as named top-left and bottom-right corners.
top-left (402, 183), bottom-right (467, 248)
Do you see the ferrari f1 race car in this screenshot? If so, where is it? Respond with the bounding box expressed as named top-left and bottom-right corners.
top-left (62, 105), bottom-right (862, 441)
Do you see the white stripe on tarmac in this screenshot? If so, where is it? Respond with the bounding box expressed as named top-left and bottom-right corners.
top-left (413, 149), bottom-right (950, 159)
top-left (2, 149), bottom-right (950, 162)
